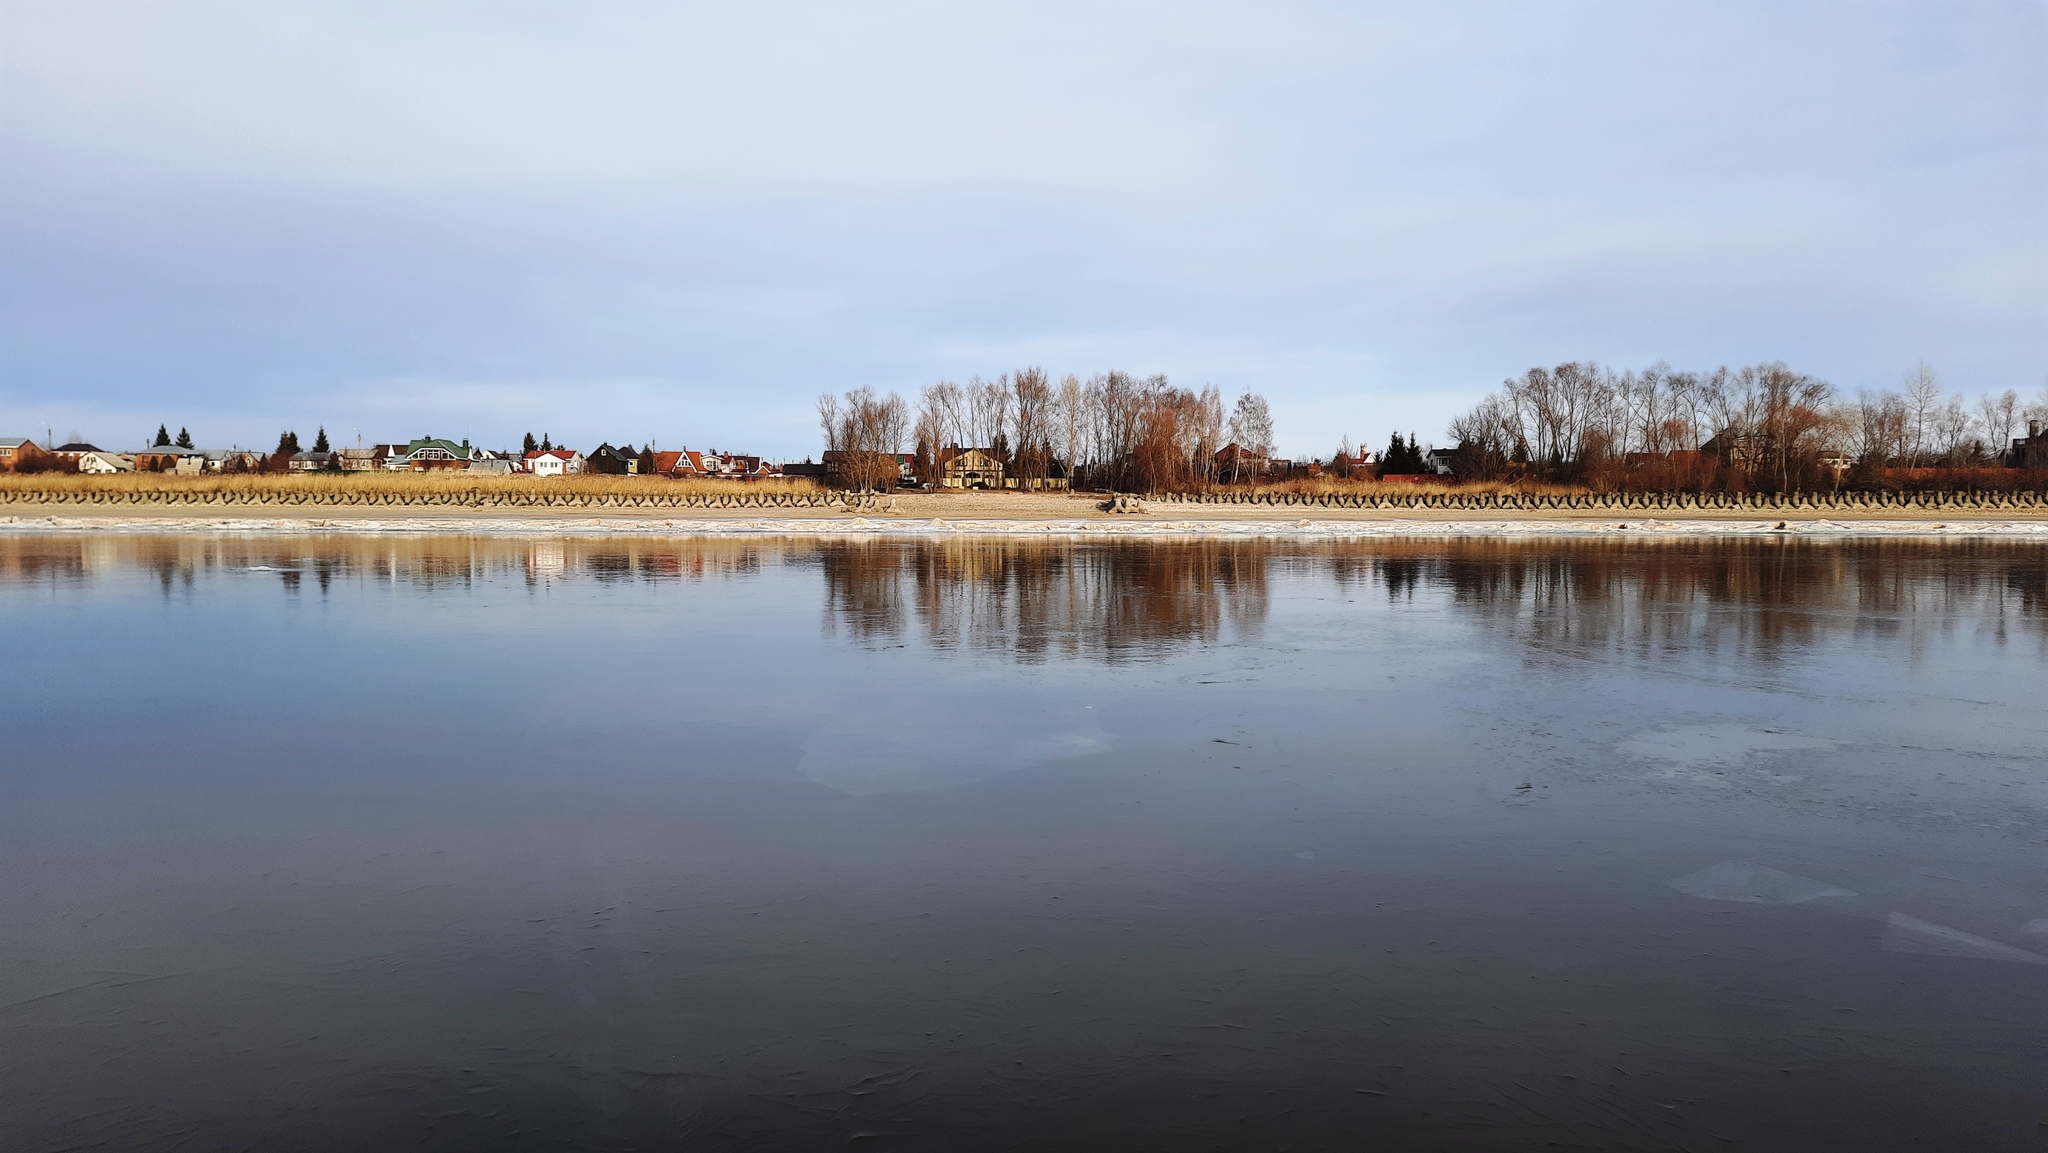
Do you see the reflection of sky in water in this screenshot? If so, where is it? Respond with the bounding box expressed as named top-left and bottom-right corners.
top-left (3, 533), bottom-right (2047, 1151)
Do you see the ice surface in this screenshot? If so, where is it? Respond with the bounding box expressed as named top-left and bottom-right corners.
top-left (1881, 914), bottom-right (2048, 964)
top-left (1622, 724), bottom-right (1835, 770)
top-left (1669, 860), bottom-right (1856, 905)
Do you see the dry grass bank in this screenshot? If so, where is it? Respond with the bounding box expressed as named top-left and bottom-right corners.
top-left (0, 472), bottom-right (823, 498)
top-left (1216, 477), bottom-right (1587, 497)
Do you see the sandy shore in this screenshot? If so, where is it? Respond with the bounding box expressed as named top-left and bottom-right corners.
top-left (3, 491), bottom-right (2047, 537)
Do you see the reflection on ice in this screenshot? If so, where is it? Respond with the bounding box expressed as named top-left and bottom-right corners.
top-left (1669, 860), bottom-right (1855, 905)
top-left (1622, 724), bottom-right (1836, 769)
top-left (797, 697), bottom-right (1111, 795)
top-left (1882, 914), bottom-right (2047, 964)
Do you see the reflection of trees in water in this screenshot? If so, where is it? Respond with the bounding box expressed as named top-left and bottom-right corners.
top-left (1, 536), bottom-right (2039, 663)
top-left (1378, 538), bottom-right (2048, 662)
top-left (816, 539), bottom-right (1270, 662)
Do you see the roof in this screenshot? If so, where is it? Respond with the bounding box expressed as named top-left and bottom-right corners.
top-left (400, 437), bottom-right (471, 454)
top-left (0, 438), bottom-right (33, 449)
top-left (524, 448), bottom-right (581, 460)
top-left (289, 450), bottom-right (336, 462)
top-left (54, 442), bottom-right (101, 453)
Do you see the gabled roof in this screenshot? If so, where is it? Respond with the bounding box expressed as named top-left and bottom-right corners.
top-left (0, 438), bottom-right (35, 449)
top-left (524, 448), bottom-right (581, 461)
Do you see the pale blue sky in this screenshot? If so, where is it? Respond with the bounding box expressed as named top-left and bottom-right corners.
top-left (3, 2), bottom-right (2042, 457)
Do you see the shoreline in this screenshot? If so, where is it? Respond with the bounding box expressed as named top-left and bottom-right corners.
top-left (6, 511), bottom-right (2048, 539)
top-left (5, 490), bottom-right (2047, 538)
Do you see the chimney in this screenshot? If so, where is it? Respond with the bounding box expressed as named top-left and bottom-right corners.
top-left (2031, 419), bottom-right (2041, 441)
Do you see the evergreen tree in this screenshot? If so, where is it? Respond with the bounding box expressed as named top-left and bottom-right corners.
top-left (523, 432), bottom-right (538, 455)
top-left (175, 427), bottom-right (193, 448)
top-left (154, 424), bottom-right (171, 447)
top-left (312, 427), bottom-right (330, 453)
top-left (541, 432), bottom-right (552, 451)
top-left (275, 430), bottom-right (301, 456)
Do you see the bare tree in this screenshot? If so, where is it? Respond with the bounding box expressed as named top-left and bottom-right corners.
top-left (1225, 392), bottom-right (1273, 482)
top-left (826, 386), bottom-right (910, 491)
top-left (1979, 389), bottom-right (2021, 463)
top-left (1009, 367), bottom-right (1054, 489)
top-left (817, 393), bottom-right (842, 453)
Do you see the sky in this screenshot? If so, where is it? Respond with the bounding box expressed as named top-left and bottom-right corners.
top-left (2, 1), bottom-right (2043, 458)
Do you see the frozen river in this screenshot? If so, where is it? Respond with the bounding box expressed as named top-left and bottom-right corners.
top-left (4, 533), bottom-right (2046, 1151)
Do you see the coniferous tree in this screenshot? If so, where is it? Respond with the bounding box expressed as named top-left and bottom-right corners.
top-left (175, 427), bottom-right (193, 448)
top-left (541, 433), bottom-right (552, 451)
top-left (154, 424), bottom-right (171, 447)
top-left (523, 431), bottom-right (538, 455)
top-left (275, 430), bottom-right (301, 456)
top-left (312, 427), bottom-right (330, 453)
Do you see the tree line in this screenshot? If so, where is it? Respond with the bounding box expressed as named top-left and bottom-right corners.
top-left (1446, 361), bottom-right (2048, 492)
top-left (819, 371), bottom-right (1276, 492)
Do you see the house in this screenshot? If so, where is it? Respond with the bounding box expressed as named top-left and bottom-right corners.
top-left (524, 448), bottom-right (585, 477)
top-left (133, 446), bottom-right (205, 472)
top-left (584, 443), bottom-right (645, 475)
top-left (77, 451), bottom-right (134, 474)
top-left (652, 449), bottom-right (699, 477)
top-left (936, 446), bottom-right (1004, 489)
top-left (385, 438), bottom-right (477, 470)
top-left (0, 438), bottom-right (50, 472)
top-left (339, 446), bottom-right (389, 471)
top-left (1699, 429), bottom-right (1753, 466)
top-left (1424, 447), bottom-right (1458, 476)
top-left (781, 458), bottom-right (828, 480)
top-left (51, 442), bottom-right (103, 464)
top-left (288, 450), bottom-right (338, 472)
top-left (2017, 421), bottom-right (2048, 470)
top-left (1214, 442), bottom-right (1267, 480)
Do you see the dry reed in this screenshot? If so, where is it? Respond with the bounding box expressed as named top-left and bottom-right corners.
top-left (0, 471), bottom-right (823, 498)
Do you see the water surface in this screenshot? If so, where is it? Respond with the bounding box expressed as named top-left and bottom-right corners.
top-left (4, 533), bottom-right (2047, 1151)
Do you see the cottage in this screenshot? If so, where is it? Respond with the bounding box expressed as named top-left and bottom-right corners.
top-left (338, 446), bottom-right (386, 471)
top-left (2017, 421), bottom-right (2048, 470)
top-left (0, 438), bottom-right (49, 472)
top-left (584, 443), bottom-right (646, 476)
top-left (524, 448), bottom-right (585, 477)
top-left (1214, 442), bottom-right (1267, 481)
top-left (288, 450), bottom-right (338, 472)
top-left (77, 451), bottom-right (135, 474)
top-left (386, 438), bottom-right (477, 470)
top-left (51, 442), bottom-right (103, 464)
top-left (937, 447), bottom-right (1004, 489)
top-left (133, 446), bottom-right (204, 472)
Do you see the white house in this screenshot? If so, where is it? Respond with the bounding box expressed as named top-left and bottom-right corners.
top-left (77, 451), bottom-right (135, 474)
top-left (523, 448), bottom-right (585, 477)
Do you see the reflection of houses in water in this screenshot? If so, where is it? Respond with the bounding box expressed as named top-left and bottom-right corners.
top-left (817, 539), bottom-right (1270, 662)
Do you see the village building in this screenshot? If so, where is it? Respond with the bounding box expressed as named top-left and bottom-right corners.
top-left (50, 442), bottom-right (103, 465)
top-left (132, 446), bottom-right (203, 472)
top-left (1214, 442), bottom-right (1267, 480)
top-left (0, 438), bottom-right (50, 471)
top-left (77, 451), bottom-right (135, 473)
top-left (524, 448), bottom-right (585, 477)
top-left (288, 450), bottom-right (338, 471)
top-left (937, 447), bottom-right (1004, 489)
top-left (385, 438), bottom-right (478, 470)
top-left (341, 445), bottom-right (400, 471)
top-left (583, 443), bottom-right (647, 475)
top-left (2018, 421), bottom-right (2048, 470)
